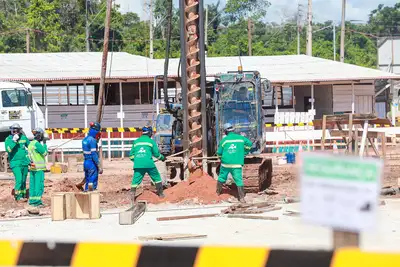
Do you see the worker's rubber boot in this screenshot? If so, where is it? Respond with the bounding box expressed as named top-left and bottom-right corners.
top-left (216, 181), bottom-right (223, 195)
top-left (237, 186), bottom-right (246, 203)
top-left (130, 188), bottom-right (136, 207)
top-left (88, 183), bottom-right (94, 192)
top-left (155, 183), bottom-right (165, 198)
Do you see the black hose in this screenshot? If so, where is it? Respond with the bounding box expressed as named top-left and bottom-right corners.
top-left (163, 0), bottom-right (173, 111)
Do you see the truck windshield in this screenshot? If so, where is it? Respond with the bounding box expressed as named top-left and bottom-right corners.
top-left (218, 81), bottom-right (258, 141)
top-left (2, 89), bottom-right (27, 108)
top-left (156, 114), bottom-right (174, 132)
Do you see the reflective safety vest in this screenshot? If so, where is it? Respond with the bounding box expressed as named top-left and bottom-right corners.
top-left (28, 140), bottom-right (47, 171)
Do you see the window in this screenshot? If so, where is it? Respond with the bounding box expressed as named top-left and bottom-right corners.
top-left (2, 89), bottom-right (27, 107)
top-left (263, 86), bottom-right (294, 109)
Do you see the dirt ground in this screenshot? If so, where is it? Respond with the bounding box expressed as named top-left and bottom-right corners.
top-left (1, 151), bottom-right (399, 218)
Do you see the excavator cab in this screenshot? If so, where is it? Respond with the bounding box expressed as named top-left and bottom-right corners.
top-left (214, 70), bottom-right (265, 154)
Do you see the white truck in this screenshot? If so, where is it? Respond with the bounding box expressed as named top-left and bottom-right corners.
top-left (0, 82), bottom-right (46, 172)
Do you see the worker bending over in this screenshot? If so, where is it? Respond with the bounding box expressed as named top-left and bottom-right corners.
top-left (27, 128), bottom-right (47, 207)
top-left (82, 122), bottom-right (103, 191)
top-left (5, 123), bottom-right (30, 201)
top-left (216, 123), bottom-right (252, 203)
top-left (129, 126), bottom-right (165, 203)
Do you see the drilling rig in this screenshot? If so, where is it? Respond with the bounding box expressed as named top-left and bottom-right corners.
top-left (161, 0), bottom-right (273, 191)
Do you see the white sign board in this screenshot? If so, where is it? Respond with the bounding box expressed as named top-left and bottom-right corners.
top-left (300, 152), bottom-right (382, 232)
top-left (117, 112), bottom-right (125, 119)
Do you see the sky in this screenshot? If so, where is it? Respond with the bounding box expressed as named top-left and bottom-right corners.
top-left (115, 0), bottom-right (398, 23)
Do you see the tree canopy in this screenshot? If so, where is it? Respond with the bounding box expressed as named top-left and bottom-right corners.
top-left (0, 0), bottom-right (397, 69)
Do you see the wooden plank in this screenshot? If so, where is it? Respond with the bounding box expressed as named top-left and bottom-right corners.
top-left (330, 130), bottom-right (379, 139)
top-left (226, 215), bottom-right (279, 220)
top-left (157, 213), bottom-right (219, 221)
top-left (138, 233), bottom-right (207, 241)
top-left (89, 192), bottom-right (100, 219)
top-left (75, 193), bottom-right (90, 219)
top-left (51, 193), bottom-right (66, 221)
top-left (321, 115), bottom-right (327, 150)
top-left (381, 132), bottom-right (387, 158)
top-left (333, 230), bottom-right (359, 248)
top-left (65, 192), bottom-right (76, 219)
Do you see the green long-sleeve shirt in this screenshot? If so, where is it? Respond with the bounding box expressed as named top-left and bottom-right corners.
top-left (129, 135), bottom-right (164, 169)
top-left (5, 134), bottom-right (30, 168)
top-left (217, 132), bottom-right (252, 168)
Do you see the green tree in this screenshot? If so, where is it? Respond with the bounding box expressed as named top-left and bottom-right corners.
top-left (26, 0), bottom-right (63, 52)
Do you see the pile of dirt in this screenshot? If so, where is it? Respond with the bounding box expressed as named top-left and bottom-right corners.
top-left (137, 173), bottom-right (233, 204)
top-left (49, 178), bottom-right (81, 193)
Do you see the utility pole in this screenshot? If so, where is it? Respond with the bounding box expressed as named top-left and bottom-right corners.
top-left (149, 0), bottom-right (154, 59)
top-left (297, 3), bottom-right (302, 55)
top-left (333, 22), bottom-right (336, 61)
top-left (340, 0), bottom-right (346, 62)
top-left (95, 0), bottom-right (112, 123)
top-left (205, 7), bottom-right (208, 57)
top-left (85, 0), bottom-right (90, 52)
top-left (248, 18), bottom-right (252, 56)
top-left (25, 29), bottom-right (30, 53)
top-left (306, 0), bottom-right (312, 56)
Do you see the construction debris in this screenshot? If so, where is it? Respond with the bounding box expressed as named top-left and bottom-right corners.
top-left (258, 189), bottom-right (279, 195)
top-left (283, 210), bottom-right (301, 217)
top-left (119, 201), bottom-right (147, 225)
top-left (221, 203), bottom-right (281, 214)
top-left (138, 233), bottom-right (207, 241)
top-left (157, 213), bottom-right (219, 221)
top-left (226, 214), bottom-right (279, 220)
top-left (380, 187), bottom-right (400, 196)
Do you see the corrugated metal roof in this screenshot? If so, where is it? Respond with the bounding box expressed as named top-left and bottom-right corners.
top-left (0, 52), bottom-right (398, 83)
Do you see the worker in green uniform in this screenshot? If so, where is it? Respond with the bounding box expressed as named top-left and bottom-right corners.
top-left (129, 126), bottom-right (165, 204)
top-left (216, 123), bottom-right (252, 203)
top-left (5, 123), bottom-right (30, 201)
top-left (27, 128), bottom-right (48, 207)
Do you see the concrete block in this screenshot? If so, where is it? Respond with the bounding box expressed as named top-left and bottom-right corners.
top-left (119, 201), bottom-right (146, 225)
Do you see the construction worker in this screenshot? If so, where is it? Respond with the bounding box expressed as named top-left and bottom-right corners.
top-left (27, 128), bottom-right (47, 207)
top-left (5, 123), bottom-right (30, 201)
top-left (216, 123), bottom-right (252, 203)
top-left (129, 126), bottom-right (165, 203)
top-left (82, 122), bottom-right (102, 191)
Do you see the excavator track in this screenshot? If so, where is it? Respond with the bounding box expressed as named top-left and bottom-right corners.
top-left (181, 0), bottom-right (204, 172)
top-left (242, 156), bottom-right (273, 193)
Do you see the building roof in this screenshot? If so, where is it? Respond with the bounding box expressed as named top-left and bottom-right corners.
top-left (0, 52), bottom-right (398, 84)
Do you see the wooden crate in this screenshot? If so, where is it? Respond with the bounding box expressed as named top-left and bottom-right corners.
top-left (51, 192), bottom-right (100, 221)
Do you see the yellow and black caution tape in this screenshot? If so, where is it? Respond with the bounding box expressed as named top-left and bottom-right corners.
top-left (1, 241), bottom-right (400, 267)
top-left (265, 122), bottom-right (314, 128)
top-left (45, 127), bottom-right (143, 134)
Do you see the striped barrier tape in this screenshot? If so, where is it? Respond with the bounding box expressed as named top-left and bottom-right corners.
top-left (1, 241), bottom-right (400, 267)
top-left (45, 127), bottom-right (155, 134)
top-left (265, 122), bottom-right (314, 128)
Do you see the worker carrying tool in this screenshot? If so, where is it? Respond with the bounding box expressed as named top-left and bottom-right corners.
top-left (129, 126), bottom-right (165, 204)
top-left (5, 123), bottom-right (30, 202)
top-left (27, 128), bottom-right (48, 207)
top-left (82, 122), bottom-right (102, 191)
top-left (216, 123), bottom-right (252, 203)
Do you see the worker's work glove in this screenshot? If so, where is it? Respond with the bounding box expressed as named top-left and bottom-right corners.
top-left (161, 155), bottom-right (166, 162)
top-left (12, 134), bottom-right (20, 142)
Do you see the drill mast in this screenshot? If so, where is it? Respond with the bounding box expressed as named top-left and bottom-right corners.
top-left (179, 0), bottom-right (207, 177)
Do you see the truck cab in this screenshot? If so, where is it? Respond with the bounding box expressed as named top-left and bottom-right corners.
top-left (214, 70), bottom-right (269, 155)
top-left (0, 82), bottom-right (46, 171)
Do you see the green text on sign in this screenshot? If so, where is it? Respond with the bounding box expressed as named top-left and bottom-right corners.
top-left (303, 156), bottom-right (379, 183)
